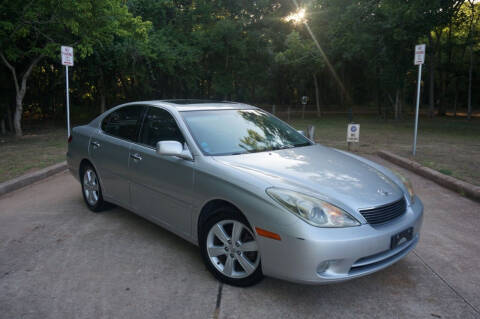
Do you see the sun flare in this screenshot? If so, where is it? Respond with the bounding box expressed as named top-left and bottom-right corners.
top-left (283, 8), bottom-right (306, 24)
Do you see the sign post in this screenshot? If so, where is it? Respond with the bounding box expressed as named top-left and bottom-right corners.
top-left (301, 96), bottom-right (308, 119)
top-left (412, 44), bottom-right (425, 156)
top-left (347, 123), bottom-right (360, 151)
top-left (61, 46), bottom-right (74, 137)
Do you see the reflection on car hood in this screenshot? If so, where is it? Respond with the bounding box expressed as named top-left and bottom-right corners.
top-left (214, 144), bottom-right (403, 209)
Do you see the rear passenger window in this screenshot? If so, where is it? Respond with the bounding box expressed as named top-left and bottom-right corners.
top-left (101, 105), bottom-right (144, 141)
top-left (139, 107), bottom-right (185, 147)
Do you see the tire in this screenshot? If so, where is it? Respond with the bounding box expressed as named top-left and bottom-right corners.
top-left (80, 163), bottom-right (108, 212)
top-left (199, 207), bottom-right (263, 287)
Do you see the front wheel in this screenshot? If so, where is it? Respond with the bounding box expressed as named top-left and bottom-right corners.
top-left (200, 209), bottom-right (263, 287)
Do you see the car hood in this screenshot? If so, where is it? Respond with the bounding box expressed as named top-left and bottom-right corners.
top-left (214, 144), bottom-right (403, 210)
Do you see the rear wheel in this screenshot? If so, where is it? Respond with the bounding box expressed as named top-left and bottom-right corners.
top-left (200, 208), bottom-right (263, 287)
top-left (81, 164), bottom-right (107, 212)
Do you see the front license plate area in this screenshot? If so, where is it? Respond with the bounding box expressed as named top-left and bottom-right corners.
top-left (390, 227), bottom-right (413, 249)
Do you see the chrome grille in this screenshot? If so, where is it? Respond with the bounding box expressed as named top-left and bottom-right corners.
top-left (359, 198), bottom-right (407, 225)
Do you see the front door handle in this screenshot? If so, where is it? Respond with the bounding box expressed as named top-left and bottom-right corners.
top-left (130, 153), bottom-right (143, 161)
top-left (90, 141), bottom-right (101, 148)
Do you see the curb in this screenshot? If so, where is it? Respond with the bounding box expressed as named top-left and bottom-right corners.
top-left (378, 151), bottom-right (480, 203)
top-left (0, 161), bottom-right (68, 196)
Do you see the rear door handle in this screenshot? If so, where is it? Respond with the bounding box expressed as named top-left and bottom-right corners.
top-left (90, 141), bottom-right (101, 148)
top-left (130, 153), bottom-right (143, 161)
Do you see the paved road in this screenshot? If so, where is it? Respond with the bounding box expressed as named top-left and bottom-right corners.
top-left (0, 157), bottom-right (479, 319)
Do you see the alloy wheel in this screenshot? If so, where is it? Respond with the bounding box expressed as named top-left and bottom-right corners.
top-left (206, 220), bottom-right (260, 279)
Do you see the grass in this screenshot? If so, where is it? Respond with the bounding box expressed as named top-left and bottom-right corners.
top-left (0, 113), bottom-right (478, 187)
top-left (0, 128), bottom-right (67, 183)
top-left (285, 113), bottom-right (480, 186)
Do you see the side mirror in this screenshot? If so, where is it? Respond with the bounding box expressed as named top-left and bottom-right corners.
top-left (156, 141), bottom-right (193, 161)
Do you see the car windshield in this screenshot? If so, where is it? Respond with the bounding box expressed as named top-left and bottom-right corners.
top-left (181, 109), bottom-right (312, 156)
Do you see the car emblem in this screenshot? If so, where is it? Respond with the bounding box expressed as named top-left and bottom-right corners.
top-left (377, 188), bottom-right (390, 196)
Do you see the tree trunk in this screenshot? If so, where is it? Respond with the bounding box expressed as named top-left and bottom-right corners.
top-left (427, 32), bottom-right (436, 118)
top-left (428, 58), bottom-right (435, 118)
top-left (394, 88), bottom-right (400, 120)
top-left (375, 67), bottom-right (381, 116)
top-left (454, 79), bottom-right (458, 117)
top-left (339, 66), bottom-right (345, 107)
top-left (467, 45), bottom-right (473, 120)
top-left (100, 91), bottom-right (106, 114)
top-left (467, 0), bottom-right (477, 121)
top-left (0, 117), bottom-right (5, 135)
top-left (313, 73), bottom-right (321, 117)
top-left (6, 105), bottom-right (13, 132)
top-left (0, 52), bottom-right (43, 137)
top-left (13, 97), bottom-right (23, 136)
top-left (400, 86), bottom-right (405, 119)
top-left (99, 70), bottom-right (107, 114)
top-left (438, 71), bottom-right (447, 116)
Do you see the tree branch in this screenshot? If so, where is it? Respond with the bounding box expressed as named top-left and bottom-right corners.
top-left (0, 52), bottom-right (19, 94)
top-left (19, 54), bottom-right (44, 98)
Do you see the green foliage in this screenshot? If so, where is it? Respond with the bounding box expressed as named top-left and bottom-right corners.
top-left (0, 0), bottom-right (150, 61)
top-left (321, 0), bottom-right (462, 88)
top-left (0, 0), bottom-right (479, 129)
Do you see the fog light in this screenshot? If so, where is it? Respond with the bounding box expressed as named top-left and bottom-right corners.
top-left (317, 261), bottom-right (331, 274)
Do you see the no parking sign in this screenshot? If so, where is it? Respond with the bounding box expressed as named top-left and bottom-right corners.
top-left (347, 124), bottom-right (360, 143)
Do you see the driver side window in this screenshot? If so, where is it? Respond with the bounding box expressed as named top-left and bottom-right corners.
top-left (139, 107), bottom-right (185, 147)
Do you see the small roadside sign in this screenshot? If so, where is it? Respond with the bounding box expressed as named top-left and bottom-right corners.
top-left (347, 124), bottom-right (360, 143)
top-left (61, 45), bottom-right (73, 138)
top-left (301, 96), bottom-right (308, 105)
top-left (61, 46), bottom-right (74, 66)
top-left (412, 43), bottom-right (426, 156)
top-left (414, 44), bottom-right (425, 65)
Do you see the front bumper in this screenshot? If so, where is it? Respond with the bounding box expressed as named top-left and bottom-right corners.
top-left (257, 196), bottom-right (424, 284)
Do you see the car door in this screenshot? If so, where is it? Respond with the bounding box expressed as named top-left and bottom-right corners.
top-left (90, 104), bottom-right (145, 208)
top-left (129, 106), bottom-right (195, 238)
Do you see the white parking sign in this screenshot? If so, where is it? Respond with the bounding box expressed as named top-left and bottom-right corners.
top-left (61, 46), bottom-right (74, 66)
top-left (347, 124), bottom-right (360, 143)
top-left (61, 45), bottom-right (74, 138)
top-left (414, 44), bottom-right (425, 65)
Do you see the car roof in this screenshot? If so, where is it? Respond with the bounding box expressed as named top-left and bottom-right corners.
top-left (146, 99), bottom-right (257, 111)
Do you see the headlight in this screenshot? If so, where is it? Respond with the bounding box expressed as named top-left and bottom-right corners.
top-left (266, 188), bottom-right (360, 227)
top-left (392, 170), bottom-right (415, 204)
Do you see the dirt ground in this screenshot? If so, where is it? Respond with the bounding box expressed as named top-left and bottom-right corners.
top-left (0, 114), bottom-right (478, 186)
top-left (287, 114), bottom-right (480, 186)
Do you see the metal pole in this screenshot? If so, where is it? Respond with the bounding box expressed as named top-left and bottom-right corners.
top-left (413, 63), bottom-right (422, 156)
top-left (66, 65), bottom-right (70, 137)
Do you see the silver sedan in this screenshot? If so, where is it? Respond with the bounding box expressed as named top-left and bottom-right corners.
top-left (67, 100), bottom-right (423, 286)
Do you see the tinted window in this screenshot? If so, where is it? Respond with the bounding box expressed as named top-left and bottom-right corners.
top-left (101, 105), bottom-right (144, 141)
top-left (181, 109), bottom-right (311, 155)
top-left (139, 107), bottom-right (185, 147)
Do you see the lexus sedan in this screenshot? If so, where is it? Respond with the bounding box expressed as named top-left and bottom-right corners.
top-left (67, 100), bottom-right (423, 286)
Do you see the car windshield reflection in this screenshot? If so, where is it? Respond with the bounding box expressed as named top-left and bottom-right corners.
top-left (181, 109), bottom-right (312, 156)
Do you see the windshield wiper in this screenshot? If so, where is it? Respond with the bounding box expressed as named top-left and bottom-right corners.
top-left (274, 144), bottom-right (294, 150)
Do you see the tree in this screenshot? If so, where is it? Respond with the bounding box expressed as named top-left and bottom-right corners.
top-left (0, 0), bottom-right (149, 136)
top-left (1, 0), bottom-right (478, 125)
top-left (275, 31), bottom-right (324, 117)
top-left (465, 0), bottom-right (480, 119)
top-left (319, 0), bottom-right (464, 119)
